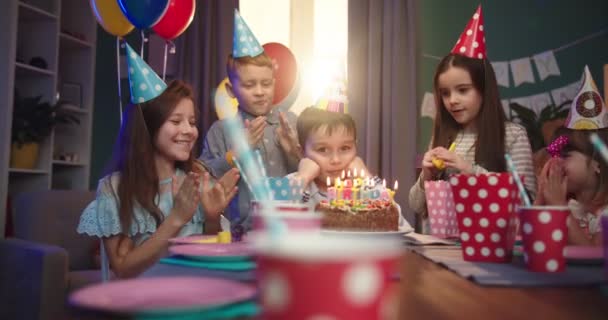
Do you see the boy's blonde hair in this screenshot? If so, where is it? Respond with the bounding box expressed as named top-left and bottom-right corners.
top-left (226, 53), bottom-right (274, 84)
top-left (296, 107), bottom-right (357, 148)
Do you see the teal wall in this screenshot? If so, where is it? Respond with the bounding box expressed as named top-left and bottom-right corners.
top-left (89, 28), bottom-right (141, 189)
top-left (417, 0), bottom-right (608, 153)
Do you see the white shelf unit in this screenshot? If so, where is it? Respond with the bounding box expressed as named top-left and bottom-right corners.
top-left (0, 0), bottom-right (96, 237)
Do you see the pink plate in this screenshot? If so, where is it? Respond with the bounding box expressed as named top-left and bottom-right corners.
top-left (169, 243), bottom-right (254, 261)
top-left (69, 276), bottom-right (256, 314)
top-left (168, 235), bottom-right (217, 245)
top-left (564, 245), bottom-right (604, 264)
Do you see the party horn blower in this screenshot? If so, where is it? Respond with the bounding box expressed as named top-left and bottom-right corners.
top-left (590, 133), bottom-right (608, 164)
top-left (432, 142), bottom-right (456, 170)
top-left (504, 153), bottom-right (531, 207)
top-left (214, 94), bottom-right (271, 201)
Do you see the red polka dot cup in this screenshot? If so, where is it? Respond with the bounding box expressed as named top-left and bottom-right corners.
top-left (251, 201), bottom-right (321, 231)
top-left (424, 181), bottom-right (459, 238)
top-left (519, 206), bottom-right (569, 272)
top-left (449, 173), bottom-right (519, 263)
top-left (254, 232), bottom-right (402, 320)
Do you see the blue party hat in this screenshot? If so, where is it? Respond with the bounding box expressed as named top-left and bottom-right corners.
top-left (124, 42), bottom-right (167, 104)
top-left (232, 9), bottom-right (264, 58)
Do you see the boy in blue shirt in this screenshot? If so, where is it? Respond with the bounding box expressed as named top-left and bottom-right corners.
top-left (200, 10), bottom-right (300, 229)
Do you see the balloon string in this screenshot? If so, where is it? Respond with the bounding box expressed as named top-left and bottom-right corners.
top-left (140, 30), bottom-right (146, 57)
top-left (162, 42), bottom-right (168, 81)
top-left (116, 37), bottom-right (124, 125)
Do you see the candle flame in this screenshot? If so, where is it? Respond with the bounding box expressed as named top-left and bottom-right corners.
top-left (353, 168), bottom-right (358, 177)
top-left (347, 170), bottom-right (351, 178)
top-left (337, 177), bottom-right (342, 187)
top-left (341, 170), bottom-right (345, 179)
top-left (327, 176), bottom-right (331, 187)
top-left (382, 179), bottom-right (386, 188)
top-left (394, 180), bottom-right (399, 190)
top-left (361, 169), bottom-right (366, 178)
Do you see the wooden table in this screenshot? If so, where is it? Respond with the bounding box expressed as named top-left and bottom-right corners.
top-left (397, 250), bottom-right (608, 320)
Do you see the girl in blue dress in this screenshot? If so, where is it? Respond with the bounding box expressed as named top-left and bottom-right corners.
top-left (78, 49), bottom-right (239, 279)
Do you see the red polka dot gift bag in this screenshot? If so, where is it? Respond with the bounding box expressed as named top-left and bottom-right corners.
top-left (519, 206), bottom-right (569, 272)
top-left (424, 181), bottom-right (459, 238)
top-left (449, 173), bottom-right (519, 263)
top-left (254, 233), bottom-right (402, 320)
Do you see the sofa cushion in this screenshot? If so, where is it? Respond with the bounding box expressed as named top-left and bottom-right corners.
top-left (13, 190), bottom-right (97, 270)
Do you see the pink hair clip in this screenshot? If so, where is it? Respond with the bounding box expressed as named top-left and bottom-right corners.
top-left (546, 135), bottom-right (568, 158)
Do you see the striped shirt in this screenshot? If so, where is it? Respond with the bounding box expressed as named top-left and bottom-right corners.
top-left (408, 122), bottom-right (536, 232)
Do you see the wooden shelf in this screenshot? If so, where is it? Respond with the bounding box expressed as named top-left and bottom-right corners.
top-left (60, 104), bottom-right (89, 115)
top-left (52, 160), bottom-right (86, 167)
top-left (15, 62), bottom-right (55, 77)
top-left (9, 168), bottom-right (48, 174)
top-left (18, 1), bottom-right (56, 21)
top-left (60, 32), bottom-right (93, 50)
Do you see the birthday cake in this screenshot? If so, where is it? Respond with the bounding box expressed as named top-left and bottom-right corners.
top-left (316, 173), bottom-right (400, 232)
top-left (316, 200), bottom-right (399, 231)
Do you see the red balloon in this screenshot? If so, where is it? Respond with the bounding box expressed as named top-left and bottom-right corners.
top-left (152, 0), bottom-right (195, 40)
top-left (263, 43), bottom-right (299, 107)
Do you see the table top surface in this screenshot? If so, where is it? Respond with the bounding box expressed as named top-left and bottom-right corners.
top-left (397, 250), bottom-right (608, 320)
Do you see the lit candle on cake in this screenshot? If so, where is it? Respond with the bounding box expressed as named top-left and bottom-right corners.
top-left (388, 180), bottom-right (398, 201)
top-left (354, 168), bottom-right (364, 188)
top-left (327, 176), bottom-right (336, 205)
top-left (370, 185), bottom-right (381, 200)
top-left (335, 177), bottom-right (343, 200)
top-left (352, 181), bottom-right (360, 205)
top-left (342, 185), bottom-right (353, 201)
top-left (380, 179), bottom-right (390, 200)
top-left (343, 170), bottom-right (353, 187)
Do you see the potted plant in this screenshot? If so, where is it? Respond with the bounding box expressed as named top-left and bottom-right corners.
top-left (11, 90), bottom-right (80, 169)
top-left (509, 100), bottom-right (571, 152)
top-left (509, 100), bottom-right (571, 178)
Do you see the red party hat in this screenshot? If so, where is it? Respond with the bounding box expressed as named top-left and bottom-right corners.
top-left (450, 5), bottom-right (487, 59)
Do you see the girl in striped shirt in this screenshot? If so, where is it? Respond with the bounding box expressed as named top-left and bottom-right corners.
top-left (408, 53), bottom-right (536, 233)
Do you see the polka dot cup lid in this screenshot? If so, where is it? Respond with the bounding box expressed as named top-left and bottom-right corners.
top-left (253, 232), bottom-right (402, 261)
top-left (519, 206), bottom-right (570, 272)
top-left (256, 232), bottom-right (401, 319)
top-left (450, 5), bottom-right (487, 60)
top-left (232, 9), bottom-right (264, 58)
top-left (124, 42), bottom-right (167, 104)
top-left (564, 65), bottom-right (608, 130)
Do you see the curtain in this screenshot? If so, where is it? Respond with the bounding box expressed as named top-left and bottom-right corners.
top-left (348, 0), bottom-right (419, 225)
top-left (174, 0), bottom-right (239, 147)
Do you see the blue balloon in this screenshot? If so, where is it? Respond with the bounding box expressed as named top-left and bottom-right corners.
top-left (117, 0), bottom-right (170, 29)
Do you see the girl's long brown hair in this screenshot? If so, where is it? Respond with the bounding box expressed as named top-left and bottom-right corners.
top-left (105, 80), bottom-right (199, 233)
top-left (432, 53), bottom-right (506, 172)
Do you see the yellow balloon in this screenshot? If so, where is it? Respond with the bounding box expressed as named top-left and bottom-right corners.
top-left (214, 78), bottom-right (239, 120)
top-left (90, 0), bottom-right (134, 37)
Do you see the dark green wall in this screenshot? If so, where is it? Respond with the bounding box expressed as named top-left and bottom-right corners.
top-left (89, 28), bottom-right (141, 189)
top-left (417, 0), bottom-right (608, 153)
